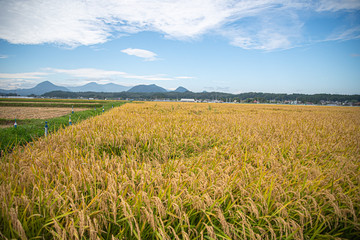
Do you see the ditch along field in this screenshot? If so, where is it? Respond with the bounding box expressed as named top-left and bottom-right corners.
top-left (0, 102), bottom-right (359, 239)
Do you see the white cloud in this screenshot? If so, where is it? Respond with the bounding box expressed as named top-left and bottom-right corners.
top-left (0, 0), bottom-right (233, 46)
top-left (0, 0), bottom-right (111, 46)
top-left (0, 55), bottom-right (8, 59)
top-left (0, 0), bottom-right (359, 50)
top-left (121, 48), bottom-right (158, 61)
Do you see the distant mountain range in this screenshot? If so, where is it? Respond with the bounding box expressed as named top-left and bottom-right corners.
top-left (0, 81), bottom-right (190, 96)
top-left (68, 82), bottom-right (131, 92)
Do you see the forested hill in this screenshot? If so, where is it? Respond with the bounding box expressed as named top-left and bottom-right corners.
top-left (43, 91), bottom-right (360, 104)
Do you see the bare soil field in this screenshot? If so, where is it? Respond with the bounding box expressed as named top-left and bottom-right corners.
top-left (0, 106), bottom-right (88, 120)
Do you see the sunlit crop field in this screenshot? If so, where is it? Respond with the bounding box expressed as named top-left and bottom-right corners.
top-left (1, 102), bottom-right (359, 239)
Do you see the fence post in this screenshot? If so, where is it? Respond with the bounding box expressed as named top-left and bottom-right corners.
top-left (102, 106), bottom-right (104, 112)
top-left (72, 105), bottom-right (74, 114)
top-left (45, 121), bottom-right (48, 137)
top-left (69, 115), bottom-right (72, 126)
top-left (14, 118), bottom-right (17, 128)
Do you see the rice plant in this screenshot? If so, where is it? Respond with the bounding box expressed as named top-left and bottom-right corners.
top-left (0, 102), bottom-right (359, 239)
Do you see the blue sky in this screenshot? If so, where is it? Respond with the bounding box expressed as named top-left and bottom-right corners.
top-left (0, 0), bottom-right (359, 94)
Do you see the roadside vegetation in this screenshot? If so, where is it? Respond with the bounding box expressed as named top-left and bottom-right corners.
top-left (0, 102), bottom-right (359, 239)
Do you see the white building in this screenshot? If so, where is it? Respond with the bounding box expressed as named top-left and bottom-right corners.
top-left (180, 98), bottom-right (195, 102)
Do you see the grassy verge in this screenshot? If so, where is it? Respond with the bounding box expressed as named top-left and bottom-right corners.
top-left (0, 101), bottom-right (126, 155)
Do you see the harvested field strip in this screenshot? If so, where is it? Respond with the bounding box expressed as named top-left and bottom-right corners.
top-left (0, 101), bottom-right (100, 105)
top-left (0, 106), bottom-right (88, 120)
top-left (0, 102), bottom-right (359, 239)
top-left (0, 102), bottom-right (103, 108)
top-left (0, 98), bottom-right (108, 103)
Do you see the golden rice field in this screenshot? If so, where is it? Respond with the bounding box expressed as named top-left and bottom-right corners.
top-left (0, 102), bottom-right (359, 239)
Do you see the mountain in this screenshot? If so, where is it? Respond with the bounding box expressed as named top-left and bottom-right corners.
top-left (68, 82), bottom-right (130, 92)
top-left (127, 84), bottom-right (168, 93)
top-left (0, 81), bottom-right (69, 96)
top-left (0, 81), bottom-right (189, 96)
top-left (29, 81), bottom-right (70, 95)
top-left (173, 86), bottom-right (189, 93)
top-left (103, 83), bottom-right (130, 92)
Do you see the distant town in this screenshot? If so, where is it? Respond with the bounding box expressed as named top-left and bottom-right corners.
top-left (1, 81), bottom-right (359, 106)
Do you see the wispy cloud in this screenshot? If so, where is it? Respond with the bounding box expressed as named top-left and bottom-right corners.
top-left (175, 76), bottom-right (195, 79)
top-left (316, 0), bottom-right (360, 12)
top-left (121, 48), bottom-right (158, 61)
top-left (0, 0), bottom-right (359, 50)
top-left (0, 72), bottom-right (49, 79)
top-left (326, 26), bottom-right (360, 42)
top-left (45, 68), bottom-right (126, 78)
top-left (0, 79), bottom-right (37, 90)
top-left (46, 68), bottom-right (193, 81)
top-left (124, 74), bottom-right (173, 81)
top-left (351, 53), bottom-right (360, 57)
top-left (0, 55), bottom-right (8, 59)
top-left (0, 68), bottom-right (195, 89)
top-left (0, 72), bottom-right (48, 89)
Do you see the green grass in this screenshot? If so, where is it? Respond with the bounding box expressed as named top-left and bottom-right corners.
top-left (0, 101), bottom-right (126, 155)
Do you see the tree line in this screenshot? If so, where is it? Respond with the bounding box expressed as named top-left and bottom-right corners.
top-left (42, 91), bottom-right (360, 104)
